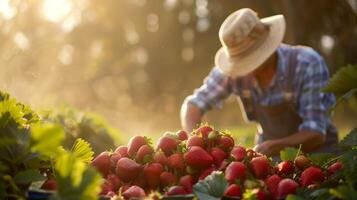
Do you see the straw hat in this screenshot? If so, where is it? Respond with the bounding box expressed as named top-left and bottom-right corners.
top-left (215, 8), bottom-right (286, 77)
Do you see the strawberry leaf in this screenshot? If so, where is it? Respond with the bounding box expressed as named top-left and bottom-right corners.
top-left (280, 147), bottom-right (299, 161)
top-left (329, 185), bottom-right (357, 199)
top-left (71, 138), bottom-right (94, 164)
top-left (13, 169), bottom-right (46, 184)
top-left (309, 153), bottom-right (334, 167)
top-left (193, 171), bottom-right (228, 200)
top-left (286, 194), bottom-right (305, 200)
top-left (338, 128), bottom-right (357, 149)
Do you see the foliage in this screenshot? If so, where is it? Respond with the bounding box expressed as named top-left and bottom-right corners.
top-left (193, 171), bottom-right (228, 200)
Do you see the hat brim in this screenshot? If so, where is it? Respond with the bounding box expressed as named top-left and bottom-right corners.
top-left (215, 15), bottom-right (286, 77)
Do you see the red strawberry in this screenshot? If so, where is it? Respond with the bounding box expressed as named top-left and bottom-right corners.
top-left (196, 125), bottom-right (213, 140)
top-left (153, 151), bottom-right (168, 166)
top-left (231, 146), bottom-right (246, 161)
top-left (186, 135), bottom-right (204, 148)
top-left (210, 147), bottom-right (227, 167)
top-left (135, 144), bottom-right (154, 163)
top-left (91, 151), bottom-right (111, 177)
top-left (100, 180), bottom-right (114, 195)
top-left (250, 156), bottom-right (271, 179)
top-left (168, 153), bottom-right (185, 171)
top-left (277, 178), bottom-right (299, 199)
top-left (294, 155), bottom-right (310, 170)
top-left (115, 145), bottom-right (129, 158)
top-left (41, 178), bottom-right (57, 190)
top-left (184, 146), bottom-right (214, 168)
top-left (327, 161), bottom-right (343, 176)
top-left (132, 174), bottom-right (148, 189)
top-left (218, 135), bottom-right (235, 151)
top-left (106, 191), bottom-right (116, 197)
top-left (179, 175), bottom-right (195, 193)
top-left (301, 166), bottom-right (325, 187)
top-left (122, 185), bottom-right (146, 200)
top-left (116, 157), bottom-right (142, 182)
top-left (252, 188), bottom-right (267, 200)
top-left (106, 173), bottom-right (121, 190)
top-left (225, 162), bottom-right (246, 183)
top-left (277, 161), bottom-right (294, 175)
top-left (160, 171), bottom-right (177, 187)
top-left (143, 163), bottom-right (164, 189)
top-left (156, 136), bottom-right (178, 156)
top-left (265, 175), bottom-right (282, 199)
top-left (177, 130), bottom-right (188, 141)
top-left (224, 184), bottom-right (241, 197)
top-left (110, 152), bottom-right (122, 171)
top-left (246, 149), bottom-right (257, 158)
top-left (127, 136), bottom-right (148, 157)
top-left (166, 186), bottom-right (188, 196)
top-left (199, 167), bottom-right (215, 180)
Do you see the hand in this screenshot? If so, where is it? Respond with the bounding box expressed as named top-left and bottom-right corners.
top-left (253, 140), bottom-right (283, 157)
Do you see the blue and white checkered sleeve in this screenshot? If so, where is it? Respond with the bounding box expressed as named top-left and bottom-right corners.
top-left (184, 67), bottom-right (232, 113)
top-left (297, 54), bottom-right (335, 135)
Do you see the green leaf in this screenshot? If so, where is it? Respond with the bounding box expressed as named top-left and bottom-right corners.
top-left (322, 65), bottom-right (357, 97)
top-left (309, 153), bottom-right (335, 167)
top-left (339, 149), bottom-right (357, 186)
top-left (339, 128), bottom-right (357, 149)
top-left (71, 138), bottom-right (94, 164)
top-left (329, 185), bottom-right (357, 199)
top-left (193, 171), bottom-right (228, 200)
top-left (13, 169), bottom-right (46, 184)
top-left (30, 123), bottom-right (65, 157)
top-left (280, 147), bottom-right (299, 161)
top-left (286, 194), bottom-right (304, 200)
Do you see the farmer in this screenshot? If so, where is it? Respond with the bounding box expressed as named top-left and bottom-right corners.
top-left (180, 8), bottom-right (338, 157)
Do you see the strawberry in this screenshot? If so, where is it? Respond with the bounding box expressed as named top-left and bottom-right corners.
top-left (116, 157), bottom-right (142, 182)
top-left (218, 135), bottom-right (234, 151)
top-left (127, 136), bottom-right (148, 157)
top-left (122, 185), bottom-right (146, 200)
top-left (246, 149), bottom-right (257, 158)
top-left (196, 125), bottom-right (213, 140)
top-left (224, 184), bottom-right (241, 197)
top-left (115, 145), bottom-right (129, 158)
top-left (327, 161), bottom-right (343, 176)
top-left (225, 162), bottom-right (246, 183)
top-left (294, 155), bottom-right (310, 170)
top-left (177, 130), bottom-right (188, 141)
top-left (144, 163), bottom-right (164, 189)
top-left (199, 167), bottom-right (215, 180)
top-left (99, 179), bottom-right (114, 195)
top-left (106, 173), bottom-right (122, 190)
top-left (91, 151), bottom-right (111, 177)
top-left (168, 153), bottom-right (185, 171)
top-left (135, 144), bottom-right (154, 163)
top-left (132, 174), bottom-right (148, 189)
top-left (153, 151), bottom-right (168, 166)
top-left (277, 178), bottom-right (299, 199)
top-left (250, 156), bottom-right (271, 179)
top-left (160, 171), bottom-right (177, 187)
top-left (166, 186), bottom-right (188, 196)
top-left (184, 146), bottom-right (214, 168)
top-left (186, 135), bottom-right (204, 148)
top-left (41, 178), bottom-right (57, 190)
top-left (301, 166), bottom-right (325, 187)
top-left (106, 191), bottom-right (116, 197)
top-left (179, 175), bottom-right (195, 193)
top-left (231, 146), bottom-right (246, 161)
top-left (265, 175), bottom-right (282, 199)
top-left (277, 161), bottom-right (294, 175)
top-left (156, 136), bottom-right (179, 156)
top-left (252, 188), bottom-right (267, 200)
top-left (110, 152), bottom-right (122, 171)
top-left (210, 147), bottom-right (227, 167)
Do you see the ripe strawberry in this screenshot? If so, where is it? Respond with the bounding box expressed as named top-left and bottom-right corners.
top-left (143, 163), bottom-right (164, 189)
top-left (106, 173), bottom-right (121, 190)
top-left (184, 146), bottom-right (214, 168)
top-left (231, 146), bottom-right (246, 161)
top-left (199, 167), bottom-right (215, 180)
top-left (41, 178), bottom-right (57, 190)
top-left (225, 162), bottom-right (246, 183)
top-left (132, 174), bottom-right (148, 189)
top-left (265, 175), bottom-right (282, 199)
top-left (179, 175), bottom-right (195, 193)
top-left (168, 153), bottom-right (185, 171)
top-left (277, 161), bottom-right (294, 175)
top-left (115, 145), bottom-right (129, 158)
top-left (210, 147), bottom-right (228, 167)
top-left (224, 184), bottom-right (241, 197)
top-left (186, 135), bottom-right (204, 148)
top-left (116, 157), bottom-right (142, 182)
top-left (122, 185), bottom-right (146, 200)
top-left (153, 151), bottom-right (168, 166)
top-left (327, 161), bottom-right (343, 176)
top-left (246, 149), bottom-right (257, 158)
top-left (135, 144), bottom-right (154, 163)
top-left (177, 130), bottom-right (188, 141)
top-left (250, 156), bottom-right (271, 179)
top-left (218, 135), bottom-right (234, 151)
top-left (91, 151), bottom-right (111, 177)
top-left (301, 166), bottom-right (325, 187)
top-left (277, 178), bottom-right (299, 199)
top-left (99, 180), bottom-right (114, 195)
top-left (196, 125), bottom-right (213, 140)
top-left (110, 152), bottom-right (122, 171)
top-left (106, 191), bottom-right (116, 197)
top-left (156, 136), bottom-right (179, 156)
top-left (166, 186), bottom-right (188, 196)
top-left (294, 155), bottom-right (310, 170)
top-left (127, 136), bottom-right (148, 157)
top-left (252, 188), bottom-right (267, 200)
top-left (160, 171), bottom-right (177, 187)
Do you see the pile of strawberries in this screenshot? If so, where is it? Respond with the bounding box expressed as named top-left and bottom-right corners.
top-left (88, 125), bottom-right (343, 200)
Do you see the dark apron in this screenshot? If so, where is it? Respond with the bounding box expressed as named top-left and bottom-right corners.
top-left (237, 49), bottom-right (338, 155)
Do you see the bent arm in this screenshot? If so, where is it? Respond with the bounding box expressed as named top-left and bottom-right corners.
top-left (180, 102), bottom-right (204, 133)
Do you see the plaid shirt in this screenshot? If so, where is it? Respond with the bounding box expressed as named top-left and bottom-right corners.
top-left (185, 44), bottom-right (336, 135)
